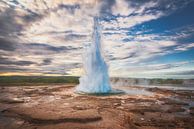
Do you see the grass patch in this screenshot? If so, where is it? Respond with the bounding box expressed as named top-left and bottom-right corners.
top-left (0, 76), bottom-right (79, 86)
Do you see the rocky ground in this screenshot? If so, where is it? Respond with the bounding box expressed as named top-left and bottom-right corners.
top-left (0, 85), bottom-right (194, 129)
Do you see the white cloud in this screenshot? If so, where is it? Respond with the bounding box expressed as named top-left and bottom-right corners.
top-left (0, 0), bottom-right (193, 78)
top-left (111, 0), bottom-right (134, 16)
top-left (175, 43), bottom-right (194, 51)
top-left (102, 11), bottom-right (163, 30)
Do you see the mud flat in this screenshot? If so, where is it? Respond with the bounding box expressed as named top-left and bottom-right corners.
top-left (0, 85), bottom-right (194, 129)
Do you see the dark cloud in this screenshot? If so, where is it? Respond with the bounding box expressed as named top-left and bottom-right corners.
top-left (0, 65), bottom-right (29, 72)
top-left (58, 63), bottom-right (81, 69)
top-left (64, 34), bottom-right (87, 41)
top-left (25, 43), bottom-right (78, 53)
top-left (0, 38), bottom-right (16, 51)
top-left (57, 4), bottom-right (80, 14)
top-left (41, 58), bottom-right (52, 65)
top-left (0, 6), bottom-right (44, 54)
top-left (0, 8), bottom-right (42, 37)
top-left (21, 12), bottom-right (43, 23)
top-left (100, 0), bottom-right (116, 16)
top-left (123, 52), bottom-right (139, 59)
top-left (0, 56), bottom-right (36, 66)
top-left (110, 0), bottom-right (194, 18)
top-left (0, 8), bottom-right (22, 36)
top-left (109, 52), bottom-right (139, 60)
top-left (40, 31), bottom-right (88, 41)
top-left (67, 63), bottom-right (82, 68)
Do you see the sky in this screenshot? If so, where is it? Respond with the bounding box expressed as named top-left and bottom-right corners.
top-left (0, 0), bottom-right (194, 79)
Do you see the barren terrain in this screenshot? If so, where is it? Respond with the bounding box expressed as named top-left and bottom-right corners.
top-left (0, 85), bottom-right (194, 129)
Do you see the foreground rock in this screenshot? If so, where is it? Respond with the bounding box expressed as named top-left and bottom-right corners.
top-left (0, 85), bottom-right (194, 129)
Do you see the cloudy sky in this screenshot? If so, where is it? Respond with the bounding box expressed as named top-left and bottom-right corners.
top-left (0, 0), bottom-right (194, 79)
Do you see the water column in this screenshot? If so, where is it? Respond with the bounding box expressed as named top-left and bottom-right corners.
top-left (76, 17), bottom-right (112, 93)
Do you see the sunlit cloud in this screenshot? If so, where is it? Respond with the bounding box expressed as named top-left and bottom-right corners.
top-left (0, 0), bottom-right (194, 78)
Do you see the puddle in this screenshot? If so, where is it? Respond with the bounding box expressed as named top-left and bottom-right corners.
top-left (75, 89), bottom-right (124, 96)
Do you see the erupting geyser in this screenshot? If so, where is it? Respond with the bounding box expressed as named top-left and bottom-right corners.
top-left (76, 17), bottom-right (112, 94)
